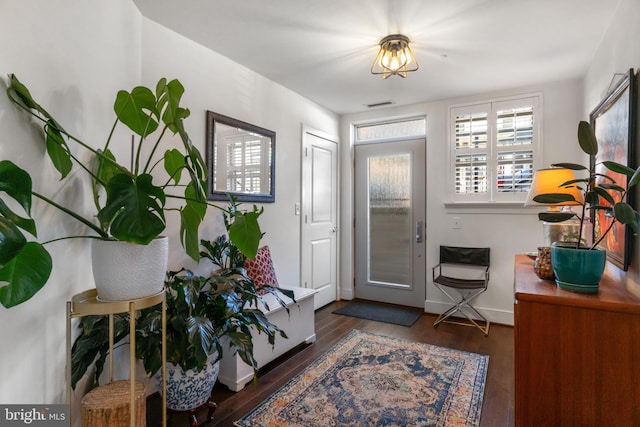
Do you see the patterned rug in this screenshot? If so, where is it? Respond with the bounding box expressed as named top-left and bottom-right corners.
top-left (235, 329), bottom-right (489, 427)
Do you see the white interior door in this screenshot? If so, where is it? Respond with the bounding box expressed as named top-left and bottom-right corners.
top-left (354, 138), bottom-right (426, 308)
top-left (301, 127), bottom-right (338, 309)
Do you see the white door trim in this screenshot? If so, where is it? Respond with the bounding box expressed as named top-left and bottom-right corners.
top-left (300, 125), bottom-right (339, 309)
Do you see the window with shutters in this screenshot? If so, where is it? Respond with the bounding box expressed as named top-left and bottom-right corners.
top-left (449, 95), bottom-right (541, 203)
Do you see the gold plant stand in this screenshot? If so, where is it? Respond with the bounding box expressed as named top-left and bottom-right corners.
top-left (67, 289), bottom-right (167, 427)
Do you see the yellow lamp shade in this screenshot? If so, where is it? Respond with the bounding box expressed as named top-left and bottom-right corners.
top-left (524, 168), bottom-right (584, 207)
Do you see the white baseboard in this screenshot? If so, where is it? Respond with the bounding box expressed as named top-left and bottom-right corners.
top-left (424, 300), bottom-right (514, 326)
top-left (340, 286), bottom-right (354, 300)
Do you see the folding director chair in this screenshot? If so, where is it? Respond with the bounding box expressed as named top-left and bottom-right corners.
top-left (432, 245), bottom-right (490, 336)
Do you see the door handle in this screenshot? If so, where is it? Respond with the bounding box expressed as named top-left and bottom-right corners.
top-left (416, 221), bottom-right (423, 243)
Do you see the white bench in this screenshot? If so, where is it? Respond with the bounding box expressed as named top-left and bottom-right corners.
top-left (217, 286), bottom-right (317, 391)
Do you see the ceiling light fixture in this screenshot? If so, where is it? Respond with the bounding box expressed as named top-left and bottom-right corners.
top-left (371, 34), bottom-right (419, 79)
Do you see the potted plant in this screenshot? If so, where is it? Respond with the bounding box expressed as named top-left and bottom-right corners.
top-left (533, 120), bottom-right (640, 292)
top-left (71, 198), bottom-right (294, 415)
top-left (139, 268), bottom-right (291, 412)
top-left (71, 268), bottom-right (292, 413)
top-left (1, 75), bottom-right (261, 306)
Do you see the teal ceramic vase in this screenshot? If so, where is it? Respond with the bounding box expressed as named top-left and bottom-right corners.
top-left (550, 244), bottom-right (605, 293)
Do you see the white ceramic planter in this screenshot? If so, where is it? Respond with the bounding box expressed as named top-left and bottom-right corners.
top-left (91, 237), bottom-right (168, 301)
top-left (155, 353), bottom-right (220, 411)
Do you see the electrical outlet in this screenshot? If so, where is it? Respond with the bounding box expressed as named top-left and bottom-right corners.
top-left (452, 216), bottom-right (462, 229)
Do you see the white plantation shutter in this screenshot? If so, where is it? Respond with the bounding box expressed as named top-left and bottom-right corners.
top-left (220, 135), bottom-right (271, 193)
top-left (454, 109), bottom-right (489, 195)
top-left (455, 153), bottom-right (488, 194)
top-left (450, 95), bottom-right (540, 202)
top-left (496, 150), bottom-right (534, 192)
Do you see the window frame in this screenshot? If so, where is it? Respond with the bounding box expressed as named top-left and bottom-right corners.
top-left (447, 94), bottom-right (542, 204)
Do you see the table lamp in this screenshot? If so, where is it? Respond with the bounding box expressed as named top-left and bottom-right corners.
top-left (525, 167), bottom-right (585, 246)
top-left (525, 167), bottom-right (585, 280)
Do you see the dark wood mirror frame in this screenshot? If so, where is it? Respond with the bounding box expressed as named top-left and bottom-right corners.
top-left (206, 111), bottom-right (276, 203)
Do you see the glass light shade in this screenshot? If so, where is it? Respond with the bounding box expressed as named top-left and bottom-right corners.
top-left (371, 34), bottom-right (419, 79)
top-left (524, 168), bottom-right (584, 207)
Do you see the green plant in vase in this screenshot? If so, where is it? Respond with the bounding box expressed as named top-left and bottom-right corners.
top-left (1, 76), bottom-right (260, 306)
top-left (533, 120), bottom-right (640, 291)
top-left (71, 198), bottom-right (294, 413)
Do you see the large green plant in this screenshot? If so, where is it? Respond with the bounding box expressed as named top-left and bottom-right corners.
top-left (1, 75), bottom-right (261, 308)
top-left (72, 199), bottom-right (293, 389)
top-left (71, 268), bottom-right (293, 390)
top-left (6, 74), bottom-right (207, 248)
top-left (534, 121), bottom-right (640, 249)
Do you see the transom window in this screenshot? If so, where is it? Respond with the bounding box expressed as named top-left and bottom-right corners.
top-left (355, 117), bottom-right (426, 144)
top-left (449, 95), bottom-right (541, 203)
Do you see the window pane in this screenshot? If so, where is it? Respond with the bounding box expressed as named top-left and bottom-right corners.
top-left (368, 155), bottom-right (411, 284)
top-left (455, 113), bottom-right (488, 149)
top-left (497, 107), bottom-right (533, 147)
top-left (496, 150), bottom-right (533, 192)
top-left (455, 153), bottom-right (487, 194)
top-left (356, 118), bottom-right (425, 142)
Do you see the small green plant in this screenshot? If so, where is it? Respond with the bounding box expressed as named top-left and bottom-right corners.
top-left (534, 121), bottom-right (640, 249)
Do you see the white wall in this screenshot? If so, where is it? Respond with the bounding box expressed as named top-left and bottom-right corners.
top-left (0, 0), bottom-right (142, 406)
top-left (583, 0), bottom-right (640, 296)
top-left (584, 0), bottom-right (640, 113)
top-left (0, 0), bottom-right (338, 409)
top-left (139, 19), bottom-right (339, 285)
top-left (339, 79), bottom-right (585, 325)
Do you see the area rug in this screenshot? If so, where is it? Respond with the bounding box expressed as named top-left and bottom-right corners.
top-left (235, 329), bottom-right (489, 427)
top-left (332, 300), bottom-right (423, 327)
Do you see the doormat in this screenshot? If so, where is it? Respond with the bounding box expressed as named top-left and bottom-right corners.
top-left (235, 329), bottom-right (489, 427)
top-left (332, 300), bottom-right (422, 326)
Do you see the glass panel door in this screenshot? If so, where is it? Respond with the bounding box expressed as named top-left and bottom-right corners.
top-left (368, 154), bottom-right (411, 286)
top-left (355, 138), bottom-right (426, 308)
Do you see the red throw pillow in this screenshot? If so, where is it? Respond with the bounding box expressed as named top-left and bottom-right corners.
top-left (244, 246), bottom-right (279, 293)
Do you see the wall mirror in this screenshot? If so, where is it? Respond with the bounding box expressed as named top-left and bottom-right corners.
top-left (206, 111), bottom-right (275, 203)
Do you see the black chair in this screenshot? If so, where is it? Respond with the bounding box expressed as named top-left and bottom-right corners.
top-left (432, 245), bottom-right (490, 335)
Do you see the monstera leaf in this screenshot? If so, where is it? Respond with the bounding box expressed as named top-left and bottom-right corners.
top-left (113, 86), bottom-right (160, 139)
top-left (97, 173), bottom-right (166, 245)
top-left (0, 161), bottom-right (52, 308)
top-left (0, 242), bottom-right (52, 308)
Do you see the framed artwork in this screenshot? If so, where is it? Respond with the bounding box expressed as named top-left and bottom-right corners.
top-left (590, 69), bottom-right (637, 270)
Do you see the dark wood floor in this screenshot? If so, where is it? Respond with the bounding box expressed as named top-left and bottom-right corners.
top-left (149, 300), bottom-right (515, 426)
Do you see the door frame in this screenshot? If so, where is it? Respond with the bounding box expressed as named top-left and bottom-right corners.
top-left (300, 125), bottom-right (340, 309)
top-left (353, 137), bottom-right (427, 308)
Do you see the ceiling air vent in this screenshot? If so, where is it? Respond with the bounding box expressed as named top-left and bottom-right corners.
top-left (366, 100), bottom-right (394, 108)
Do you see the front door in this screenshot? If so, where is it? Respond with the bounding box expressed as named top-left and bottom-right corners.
top-left (301, 127), bottom-right (339, 309)
top-left (354, 138), bottom-right (426, 308)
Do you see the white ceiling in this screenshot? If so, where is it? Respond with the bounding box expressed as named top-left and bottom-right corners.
top-left (133, 0), bottom-right (620, 115)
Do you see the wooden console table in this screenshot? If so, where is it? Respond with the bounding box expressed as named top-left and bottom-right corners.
top-left (514, 254), bottom-right (640, 426)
